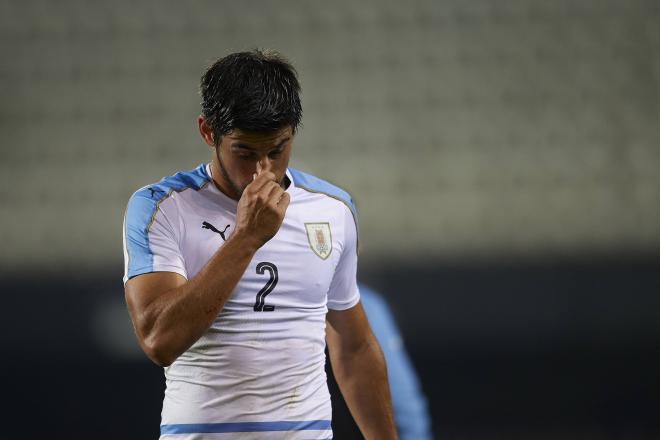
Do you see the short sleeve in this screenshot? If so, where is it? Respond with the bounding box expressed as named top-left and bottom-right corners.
top-left (122, 190), bottom-right (187, 284)
top-left (326, 204), bottom-right (360, 310)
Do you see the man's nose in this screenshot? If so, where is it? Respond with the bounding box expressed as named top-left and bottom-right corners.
top-left (257, 157), bottom-right (273, 174)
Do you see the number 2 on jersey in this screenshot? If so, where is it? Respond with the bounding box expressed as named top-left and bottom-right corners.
top-left (254, 262), bottom-right (278, 312)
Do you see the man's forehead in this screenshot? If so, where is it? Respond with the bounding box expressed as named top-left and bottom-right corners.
top-left (226, 127), bottom-right (292, 147)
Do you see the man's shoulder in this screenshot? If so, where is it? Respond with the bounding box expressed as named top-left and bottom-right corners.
top-left (288, 167), bottom-right (357, 220)
top-left (130, 163), bottom-right (210, 203)
top-left (125, 164), bottom-right (210, 226)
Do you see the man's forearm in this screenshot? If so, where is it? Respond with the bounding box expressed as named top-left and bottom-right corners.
top-left (329, 335), bottom-right (397, 439)
top-left (133, 231), bottom-right (259, 366)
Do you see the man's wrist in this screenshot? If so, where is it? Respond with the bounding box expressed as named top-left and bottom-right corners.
top-left (227, 227), bottom-right (262, 254)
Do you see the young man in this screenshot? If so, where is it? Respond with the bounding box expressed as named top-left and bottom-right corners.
top-left (122, 50), bottom-right (397, 439)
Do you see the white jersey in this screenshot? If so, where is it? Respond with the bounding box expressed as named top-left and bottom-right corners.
top-left (123, 163), bottom-right (359, 440)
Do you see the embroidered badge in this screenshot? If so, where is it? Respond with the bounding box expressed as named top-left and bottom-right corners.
top-left (305, 222), bottom-right (332, 260)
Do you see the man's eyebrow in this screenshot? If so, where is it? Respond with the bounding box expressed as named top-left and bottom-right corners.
top-left (272, 138), bottom-right (290, 149)
top-left (230, 143), bottom-right (256, 150)
top-left (230, 138), bottom-right (291, 150)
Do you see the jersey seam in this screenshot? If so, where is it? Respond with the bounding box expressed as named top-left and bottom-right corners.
top-left (146, 180), bottom-right (210, 234)
top-left (145, 180), bottom-right (210, 276)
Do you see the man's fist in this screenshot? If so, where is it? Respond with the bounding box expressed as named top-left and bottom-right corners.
top-left (233, 161), bottom-right (290, 250)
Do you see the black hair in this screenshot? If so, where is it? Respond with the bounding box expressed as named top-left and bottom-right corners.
top-left (200, 49), bottom-right (302, 144)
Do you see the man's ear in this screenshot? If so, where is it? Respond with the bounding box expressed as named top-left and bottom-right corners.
top-left (198, 116), bottom-right (216, 148)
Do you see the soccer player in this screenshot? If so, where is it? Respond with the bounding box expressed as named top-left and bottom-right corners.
top-left (122, 50), bottom-right (397, 439)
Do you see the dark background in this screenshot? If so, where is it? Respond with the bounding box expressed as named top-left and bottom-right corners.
top-left (3, 254), bottom-right (660, 438)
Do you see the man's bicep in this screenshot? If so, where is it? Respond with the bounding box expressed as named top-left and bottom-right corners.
top-left (326, 302), bottom-right (374, 354)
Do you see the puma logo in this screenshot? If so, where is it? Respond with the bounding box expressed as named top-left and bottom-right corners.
top-left (202, 221), bottom-right (230, 241)
top-left (148, 187), bottom-right (156, 198)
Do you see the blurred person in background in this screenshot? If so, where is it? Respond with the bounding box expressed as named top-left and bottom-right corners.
top-left (329, 284), bottom-right (433, 440)
top-left (122, 49), bottom-right (396, 439)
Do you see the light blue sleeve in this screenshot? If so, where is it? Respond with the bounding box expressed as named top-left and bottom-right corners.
top-left (359, 284), bottom-right (434, 440)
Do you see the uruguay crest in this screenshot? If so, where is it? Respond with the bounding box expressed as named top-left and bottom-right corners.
top-left (305, 222), bottom-right (332, 260)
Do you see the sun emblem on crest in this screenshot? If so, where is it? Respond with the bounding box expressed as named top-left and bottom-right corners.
top-left (305, 222), bottom-right (332, 260)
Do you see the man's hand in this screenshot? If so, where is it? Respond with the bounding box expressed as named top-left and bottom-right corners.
top-left (234, 161), bottom-right (290, 249)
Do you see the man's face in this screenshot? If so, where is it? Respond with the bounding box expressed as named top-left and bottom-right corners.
top-left (212, 126), bottom-right (293, 200)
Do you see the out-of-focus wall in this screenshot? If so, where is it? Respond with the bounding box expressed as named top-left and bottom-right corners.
top-left (1, 0), bottom-right (659, 271)
top-left (2, 2), bottom-right (660, 438)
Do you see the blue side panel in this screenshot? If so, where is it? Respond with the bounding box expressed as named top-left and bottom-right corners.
top-left (160, 420), bottom-right (332, 434)
top-left (124, 193), bottom-right (157, 277)
top-left (288, 168), bottom-right (358, 226)
top-left (124, 164), bottom-right (209, 279)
